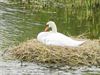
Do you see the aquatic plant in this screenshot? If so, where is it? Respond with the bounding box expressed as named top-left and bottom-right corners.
top-left (8, 0), bottom-right (100, 39)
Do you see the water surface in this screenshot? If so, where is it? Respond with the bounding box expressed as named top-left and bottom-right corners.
top-left (0, 0), bottom-right (100, 75)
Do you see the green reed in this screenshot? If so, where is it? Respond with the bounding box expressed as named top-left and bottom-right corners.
top-left (8, 0), bottom-right (100, 39)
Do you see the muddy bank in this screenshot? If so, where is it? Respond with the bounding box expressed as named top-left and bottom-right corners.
top-left (6, 39), bottom-right (100, 66)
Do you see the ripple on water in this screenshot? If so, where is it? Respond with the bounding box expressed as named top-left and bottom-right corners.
top-left (0, 56), bottom-right (100, 75)
top-left (0, 0), bottom-right (8, 3)
top-left (0, 1), bottom-right (100, 75)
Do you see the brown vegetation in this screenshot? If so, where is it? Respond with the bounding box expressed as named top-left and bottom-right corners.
top-left (7, 39), bottom-right (100, 66)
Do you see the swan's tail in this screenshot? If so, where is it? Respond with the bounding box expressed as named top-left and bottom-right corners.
top-left (78, 40), bottom-right (85, 46)
top-left (66, 40), bottom-right (86, 47)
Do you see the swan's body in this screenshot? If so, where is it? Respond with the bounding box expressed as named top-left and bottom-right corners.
top-left (37, 21), bottom-right (85, 47)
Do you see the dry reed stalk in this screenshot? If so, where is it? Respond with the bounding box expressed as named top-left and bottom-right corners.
top-left (6, 39), bottom-right (100, 66)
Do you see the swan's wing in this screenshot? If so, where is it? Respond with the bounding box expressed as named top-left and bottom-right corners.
top-left (45, 33), bottom-right (85, 46)
top-left (43, 33), bottom-right (72, 46)
top-left (37, 32), bottom-right (85, 47)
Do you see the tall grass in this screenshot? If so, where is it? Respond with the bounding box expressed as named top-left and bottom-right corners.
top-left (8, 0), bottom-right (100, 39)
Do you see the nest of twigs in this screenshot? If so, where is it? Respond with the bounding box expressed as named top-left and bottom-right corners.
top-left (7, 39), bottom-right (100, 66)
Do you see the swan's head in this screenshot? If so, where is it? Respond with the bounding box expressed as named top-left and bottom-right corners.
top-left (44, 21), bottom-right (57, 32)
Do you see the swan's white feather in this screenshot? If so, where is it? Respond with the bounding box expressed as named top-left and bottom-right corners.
top-left (37, 32), bottom-right (85, 47)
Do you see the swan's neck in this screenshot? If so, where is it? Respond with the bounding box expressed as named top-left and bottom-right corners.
top-left (51, 25), bottom-right (57, 32)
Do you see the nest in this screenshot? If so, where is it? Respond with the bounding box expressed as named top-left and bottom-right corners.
top-left (7, 39), bottom-right (100, 66)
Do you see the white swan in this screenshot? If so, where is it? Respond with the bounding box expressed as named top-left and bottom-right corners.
top-left (37, 21), bottom-right (85, 47)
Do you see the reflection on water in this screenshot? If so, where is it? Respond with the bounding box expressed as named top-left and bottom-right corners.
top-left (0, 2), bottom-right (43, 49)
top-left (0, 1), bottom-right (100, 75)
top-left (0, 56), bottom-right (100, 75)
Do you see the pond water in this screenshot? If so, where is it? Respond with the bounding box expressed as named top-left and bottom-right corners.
top-left (0, 0), bottom-right (100, 75)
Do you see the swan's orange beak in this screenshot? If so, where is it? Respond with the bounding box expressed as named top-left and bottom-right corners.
top-left (44, 25), bottom-right (49, 32)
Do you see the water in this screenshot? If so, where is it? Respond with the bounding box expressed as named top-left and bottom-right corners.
top-left (0, 0), bottom-right (100, 75)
